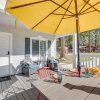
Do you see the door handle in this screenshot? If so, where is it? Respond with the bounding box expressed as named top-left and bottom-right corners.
top-left (6, 51), bottom-right (10, 55)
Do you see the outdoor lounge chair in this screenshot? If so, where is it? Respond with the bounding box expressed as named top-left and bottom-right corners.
top-left (20, 58), bottom-right (39, 80)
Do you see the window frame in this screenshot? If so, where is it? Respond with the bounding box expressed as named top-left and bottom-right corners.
top-left (30, 37), bottom-right (50, 61)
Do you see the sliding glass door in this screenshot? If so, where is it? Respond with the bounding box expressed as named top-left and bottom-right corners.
top-left (30, 38), bottom-right (50, 61)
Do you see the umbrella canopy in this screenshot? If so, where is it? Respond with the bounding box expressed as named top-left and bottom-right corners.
top-left (5, 0), bottom-right (100, 34)
top-left (5, 0), bottom-right (100, 77)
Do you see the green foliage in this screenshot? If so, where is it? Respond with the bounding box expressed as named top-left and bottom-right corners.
top-left (56, 28), bottom-right (100, 52)
top-left (65, 35), bottom-right (73, 47)
top-left (79, 28), bottom-right (100, 46)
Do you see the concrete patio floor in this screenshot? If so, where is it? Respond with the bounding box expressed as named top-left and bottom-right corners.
top-left (0, 74), bottom-right (100, 100)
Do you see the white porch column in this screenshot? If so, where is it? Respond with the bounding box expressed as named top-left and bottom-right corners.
top-left (73, 33), bottom-right (77, 68)
top-left (51, 39), bottom-right (57, 58)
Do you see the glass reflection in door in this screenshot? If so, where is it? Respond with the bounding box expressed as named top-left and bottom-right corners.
top-left (32, 40), bottom-right (39, 61)
top-left (40, 41), bottom-right (46, 61)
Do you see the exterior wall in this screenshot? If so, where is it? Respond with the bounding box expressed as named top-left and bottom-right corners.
top-left (0, 24), bottom-right (56, 75)
top-left (73, 34), bottom-right (77, 68)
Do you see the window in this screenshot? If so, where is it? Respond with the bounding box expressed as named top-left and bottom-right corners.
top-left (32, 40), bottom-right (39, 56)
top-left (40, 41), bottom-right (46, 60)
top-left (31, 39), bottom-right (51, 61)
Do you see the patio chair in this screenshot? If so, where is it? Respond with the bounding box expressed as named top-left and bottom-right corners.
top-left (20, 58), bottom-right (39, 82)
top-left (37, 67), bottom-right (53, 100)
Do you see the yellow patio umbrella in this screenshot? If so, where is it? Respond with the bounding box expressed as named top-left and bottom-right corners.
top-left (5, 0), bottom-right (100, 77)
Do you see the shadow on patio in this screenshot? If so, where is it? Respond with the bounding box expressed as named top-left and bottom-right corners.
top-left (63, 83), bottom-right (100, 95)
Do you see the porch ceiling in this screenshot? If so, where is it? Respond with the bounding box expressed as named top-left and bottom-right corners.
top-left (0, 10), bottom-right (29, 30)
top-left (0, 10), bottom-right (70, 37)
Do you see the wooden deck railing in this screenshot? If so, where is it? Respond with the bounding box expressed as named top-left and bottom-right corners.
top-left (80, 54), bottom-right (100, 68)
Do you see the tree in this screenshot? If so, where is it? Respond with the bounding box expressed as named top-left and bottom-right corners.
top-left (56, 28), bottom-right (100, 55)
top-left (60, 37), bottom-right (66, 58)
top-left (79, 28), bottom-right (100, 52)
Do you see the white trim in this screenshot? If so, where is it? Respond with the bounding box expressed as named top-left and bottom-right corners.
top-left (39, 40), bottom-right (40, 59)
top-left (46, 41), bottom-right (48, 59)
top-left (30, 36), bottom-right (48, 41)
top-left (55, 33), bottom-right (74, 39)
top-left (30, 38), bottom-right (32, 59)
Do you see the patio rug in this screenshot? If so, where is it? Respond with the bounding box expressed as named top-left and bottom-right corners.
top-left (0, 76), bottom-right (11, 82)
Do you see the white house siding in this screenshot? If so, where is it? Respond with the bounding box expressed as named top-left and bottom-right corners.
top-left (0, 24), bottom-right (56, 75)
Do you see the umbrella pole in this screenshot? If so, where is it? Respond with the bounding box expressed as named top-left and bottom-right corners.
top-left (74, 0), bottom-right (81, 77)
top-left (77, 32), bottom-right (81, 77)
